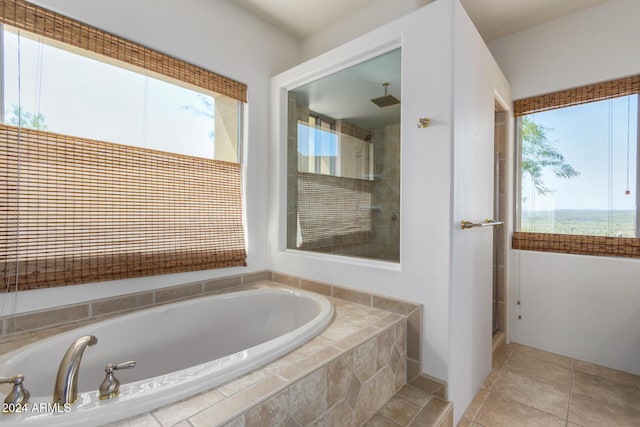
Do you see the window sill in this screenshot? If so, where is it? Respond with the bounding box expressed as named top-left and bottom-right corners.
top-left (512, 232), bottom-right (640, 258)
top-left (282, 248), bottom-right (402, 271)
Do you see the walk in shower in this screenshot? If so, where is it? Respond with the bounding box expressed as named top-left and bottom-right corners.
top-left (286, 49), bottom-right (401, 262)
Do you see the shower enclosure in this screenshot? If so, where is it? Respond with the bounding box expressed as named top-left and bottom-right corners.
top-left (286, 49), bottom-right (401, 262)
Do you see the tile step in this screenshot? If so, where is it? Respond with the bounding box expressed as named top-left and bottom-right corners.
top-left (364, 375), bottom-right (453, 427)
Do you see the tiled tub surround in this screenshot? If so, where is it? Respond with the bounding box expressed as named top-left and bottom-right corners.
top-left (271, 271), bottom-right (423, 384)
top-left (0, 271), bottom-right (423, 385)
top-left (0, 272), bottom-right (425, 426)
top-left (0, 286), bottom-right (334, 426)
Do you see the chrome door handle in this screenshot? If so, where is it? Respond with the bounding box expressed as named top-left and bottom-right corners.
top-left (461, 219), bottom-right (504, 229)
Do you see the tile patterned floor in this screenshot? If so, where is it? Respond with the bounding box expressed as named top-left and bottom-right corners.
top-left (460, 343), bottom-right (640, 427)
top-left (364, 376), bottom-right (453, 427)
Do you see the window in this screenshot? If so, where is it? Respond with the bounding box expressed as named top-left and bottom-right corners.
top-left (287, 48), bottom-right (401, 262)
top-left (2, 25), bottom-right (241, 162)
top-left (298, 113), bottom-right (339, 176)
top-left (514, 75), bottom-right (640, 257)
top-left (0, 0), bottom-right (247, 291)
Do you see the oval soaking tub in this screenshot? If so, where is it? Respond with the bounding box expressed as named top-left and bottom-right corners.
top-left (0, 286), bottom-right (333, 426)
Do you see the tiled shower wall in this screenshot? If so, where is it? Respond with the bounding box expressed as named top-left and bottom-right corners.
top-left (287, 102), bottom-right (402, 262)
top-left (493, 111), bottom-right (508, 334)
top-left (372, 123), bottom-right (401, 262)
top-left (286, 94), bottom-right (302, 250)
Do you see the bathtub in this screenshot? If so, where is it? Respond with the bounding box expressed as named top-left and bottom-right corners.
top-left (0, 286), bottom-right (333, 426)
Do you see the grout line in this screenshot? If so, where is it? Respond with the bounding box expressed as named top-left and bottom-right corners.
top-left (469, 347), bottom-right (512, 423)
top-left (407, 396), bottom-right (434, 427)
top-left (486, 348), bottom-right (576, 423)
top-left (149, 411), bottom-right (163, 426)
top-left (470, 386), bottom-right (491, 423)
top-left (565, 359), bottom-right (576, 427)
top-left (485, 350), bottom-right (510, 393)
top-left (470, 346), bottom-right (640, 426)
top-left (376, 412), bottom-right (403, 427)
top-left (434, 401), bottom-right (454, 427)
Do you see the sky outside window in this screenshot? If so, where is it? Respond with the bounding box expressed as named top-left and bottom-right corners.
top-left (2, 27), bottom-right (216, 159)
top-left (521, 95), bottom-right (638, 237)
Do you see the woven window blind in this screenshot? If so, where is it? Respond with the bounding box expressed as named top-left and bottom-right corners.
top-left (513, 75), bottom-right (640, 258)
top-left (514, 74), bottom-right (639, 117)
top-left (0, 0), bottom-right (247, 102)
top-left (512, 232), bottom-right (640, 258)
top-left (0, 1), bottom-right (248, 290)
top-left (297, 172), bottom-right (374, 248)
top-left (1, 125), bottom-right (247, 290)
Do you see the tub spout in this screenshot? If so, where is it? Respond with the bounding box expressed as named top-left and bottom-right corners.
top-left (53, 335), bottom-right (97, 404)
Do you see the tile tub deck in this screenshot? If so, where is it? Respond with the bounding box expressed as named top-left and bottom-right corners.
top-left (1, 281), bottom-right (417, 426)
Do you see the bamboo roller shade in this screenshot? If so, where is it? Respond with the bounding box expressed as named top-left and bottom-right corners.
top-left (297, 172), bottom-right (374, 249)
top-left (0, 125), bottom-right (247, 290)
top-left (0, 0), bottom-right (247, 102)
top-left (512, 232), bottom-right (640, 259)
top-left (514, 74), bottom-right (640, 117)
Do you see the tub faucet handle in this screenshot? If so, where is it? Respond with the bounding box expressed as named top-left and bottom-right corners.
top-left (0, 374), bottom-right (30, 409)
top-left (99, 361), bottom-right (136, 400)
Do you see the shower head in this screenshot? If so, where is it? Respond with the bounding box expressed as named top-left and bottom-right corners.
top-left (371, 82), bottom-right (400, 108)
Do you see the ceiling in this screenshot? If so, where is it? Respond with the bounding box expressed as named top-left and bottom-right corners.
top-left (232, 0), bottom-right (609, 42)
top-left (237, 0), bottom-right (610, 129)
top-left (291, 48), bottom-right (401, 130)
top-left (461, 0), bottom-right (608, 41)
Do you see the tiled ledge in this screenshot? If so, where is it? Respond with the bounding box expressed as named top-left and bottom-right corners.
top-left (0, 271), bottom-right (423, 384)
top-left (269, 271), bottom-right (423, 384)
top-left (0, 271), bottom-right (267, 340)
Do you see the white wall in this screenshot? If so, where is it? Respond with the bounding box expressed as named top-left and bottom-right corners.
top-left (271, 2), bottom-right (511, 422)
top-left (1, 0), bottom-right (301, 314)
top-left (488, 0), bottom-right (640, 375)
top-left (488, 0), bottom-right (640, 100)
top-left (272, 0), bottom-right (456, 384)
top-left (516, 252), bottom-right (640, 375)
top-left (448, 1), bottom-right (512, 423)
top-left (300, 0), bottom-right (431, 61)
